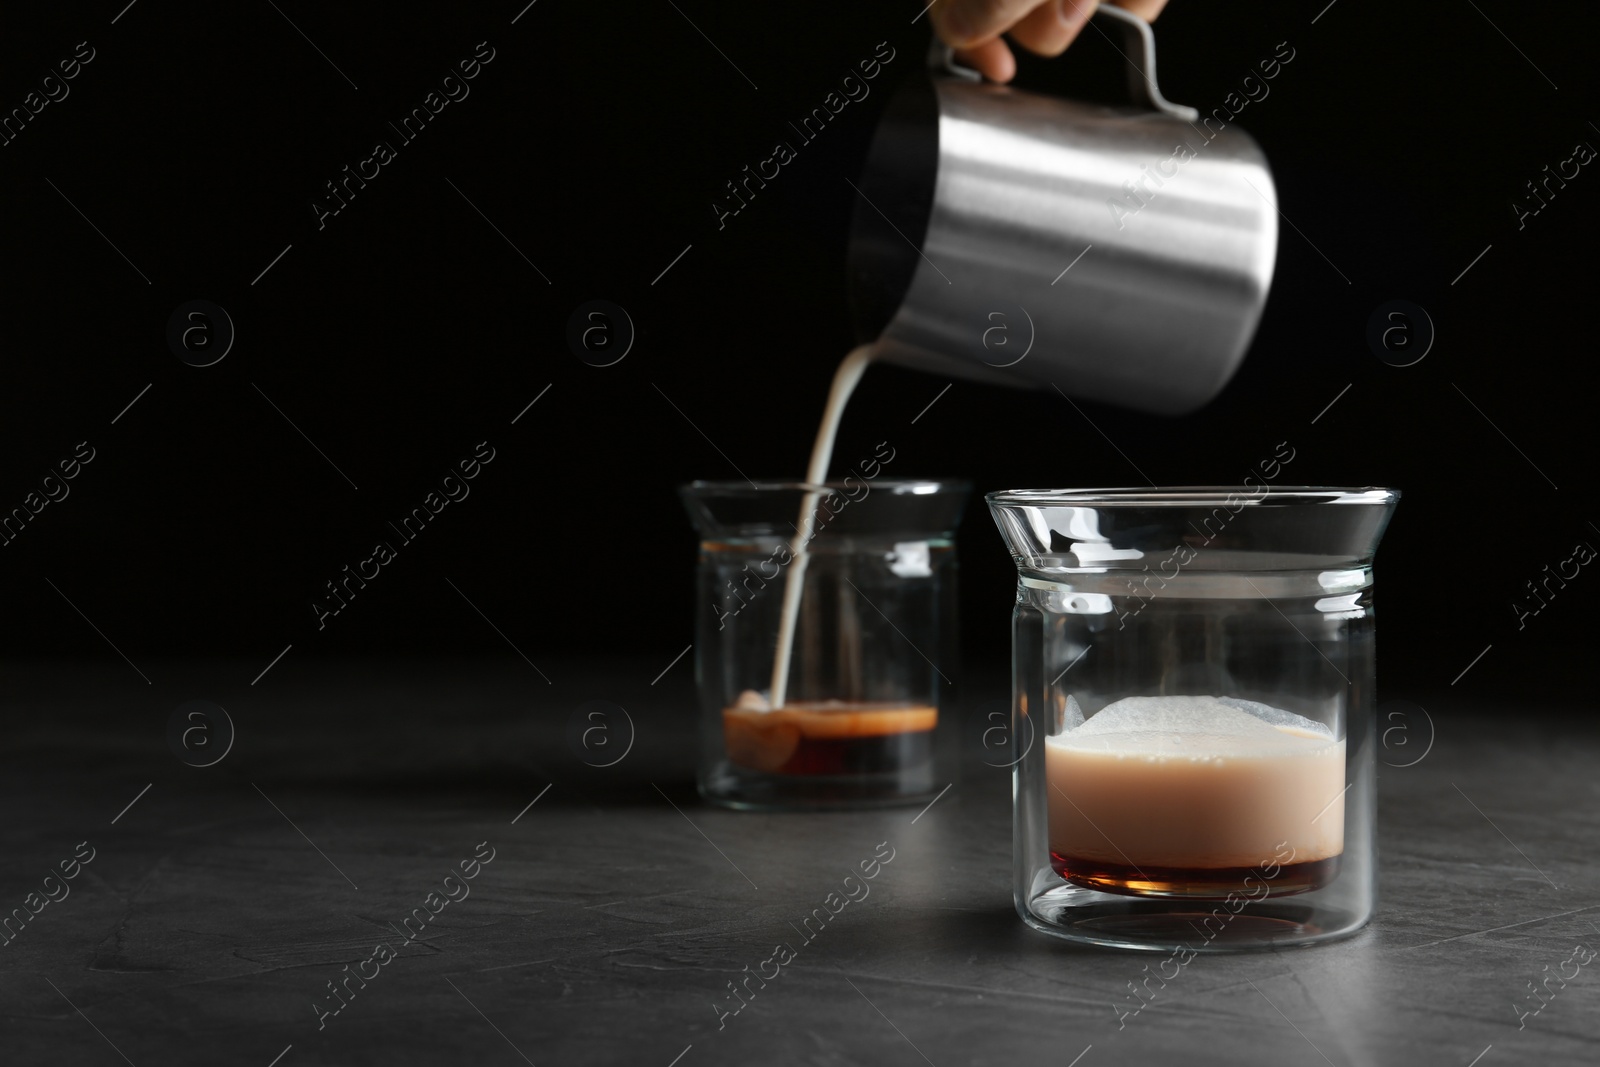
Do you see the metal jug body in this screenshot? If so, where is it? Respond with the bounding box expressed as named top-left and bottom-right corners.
top-left (848, 7), bottom-right (1278, 416)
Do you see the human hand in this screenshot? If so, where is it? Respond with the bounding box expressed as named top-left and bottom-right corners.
top-left (929, 0), bottom-right (1171, 83)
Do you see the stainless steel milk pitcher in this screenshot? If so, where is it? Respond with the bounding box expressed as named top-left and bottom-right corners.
top-left (848, 6), bottom-right (1278, 416)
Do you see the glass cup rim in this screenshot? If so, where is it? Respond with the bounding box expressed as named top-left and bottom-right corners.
top-left (686, 478), bottom-right (971, 496)
top-left (986, 486), bottom-right (1399, 508)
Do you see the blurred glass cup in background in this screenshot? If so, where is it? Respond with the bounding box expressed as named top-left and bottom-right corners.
top-left (682, 479), bottom-right (967, 810)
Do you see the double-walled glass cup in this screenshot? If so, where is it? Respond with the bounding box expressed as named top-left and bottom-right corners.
top-left (682, 479), bottom-right (967, 810)
top-left (988, 487), bottom-right (1399, 951)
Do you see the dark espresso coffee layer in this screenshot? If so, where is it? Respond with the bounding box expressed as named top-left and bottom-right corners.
top-left (1050, 852), bottom-right (1340, 899)
top-left (723, 704), bottom-right (936, 776)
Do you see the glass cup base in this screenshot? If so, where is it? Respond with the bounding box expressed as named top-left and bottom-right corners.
top-left (699, 764), bottom-right (946, 812)
top-left (1020, 882), bottom-right (1369, 953)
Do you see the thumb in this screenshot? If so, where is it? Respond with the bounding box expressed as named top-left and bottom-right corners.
top-left (931, 0), bottom-right (1048, 47)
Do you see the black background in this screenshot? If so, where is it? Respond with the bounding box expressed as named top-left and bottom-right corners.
top-left (1, 0), bottom-right (1595, 708)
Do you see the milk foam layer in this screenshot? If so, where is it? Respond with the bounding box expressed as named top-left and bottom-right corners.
top-left (1046, 696), bottom-right (1345, 870)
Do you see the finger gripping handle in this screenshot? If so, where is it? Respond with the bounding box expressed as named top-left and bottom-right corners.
top-left (927, 4), bottom-right (1199, 122)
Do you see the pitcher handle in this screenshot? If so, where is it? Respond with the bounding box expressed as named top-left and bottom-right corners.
top-left (927, 4), bottom-right (1199, 123)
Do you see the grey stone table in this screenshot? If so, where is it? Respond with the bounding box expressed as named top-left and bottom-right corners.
top-left (2, 658), bottom-right (1596, 1066)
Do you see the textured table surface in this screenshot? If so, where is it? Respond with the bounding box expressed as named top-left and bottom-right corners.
top-left (2, 658), bottom-right (1596, 1066)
